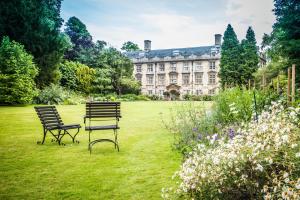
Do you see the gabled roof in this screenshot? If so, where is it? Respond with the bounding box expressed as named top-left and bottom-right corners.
top-left (125, 46), bottom-right (216, 59)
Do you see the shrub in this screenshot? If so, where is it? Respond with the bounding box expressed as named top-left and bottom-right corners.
top-left (163, 101), bottom-right (300, 199)
top-left (0, 37), bottom-right (38, 104)
top-left (163, 102), bottom-right (219, 154)
top-left (36, 84), bottom-right (66, 104)
top-left (59, 61), bottom-right (78, 90)
top-left (120, 78), bottom-right (141, 95)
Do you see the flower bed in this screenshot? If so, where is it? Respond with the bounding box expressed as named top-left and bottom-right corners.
top-left (163, 101), bottom-right (300, 199)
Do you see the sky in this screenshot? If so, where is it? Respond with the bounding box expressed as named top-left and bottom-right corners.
top-left (61, 0), bottom-right (276, 50)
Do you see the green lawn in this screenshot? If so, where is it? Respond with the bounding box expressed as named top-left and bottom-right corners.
top-left (0, 101), bottom-right (189, 200)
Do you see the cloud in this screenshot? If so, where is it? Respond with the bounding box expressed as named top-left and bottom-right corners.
top-left (63, 0), bottom-right (276, 49)
top-left (225, 0), bottom-right (275, 42)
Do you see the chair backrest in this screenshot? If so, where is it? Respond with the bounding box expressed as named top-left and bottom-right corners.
top-left (34, 106), bottom-right (63, 130)
top-left (85, 102), bottom-right (121, 119)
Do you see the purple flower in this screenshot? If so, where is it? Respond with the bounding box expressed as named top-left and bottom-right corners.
top-left (192, 127), bottom-right (198, 132)
top-left (228, 128), bottom-right (235, 139)
top-left (197, 134), bottom-right (202, 140)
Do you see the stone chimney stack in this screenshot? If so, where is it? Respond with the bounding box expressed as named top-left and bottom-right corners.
top-left (144, 40), bottom-right (151, 51)
top-left (214, 34), bottom-right (222, 46)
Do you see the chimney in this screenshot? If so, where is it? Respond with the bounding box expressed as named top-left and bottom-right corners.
top-left (214, 34), bottom-right (222, 46)
top-left (144, 40), bottom-right (151, 51)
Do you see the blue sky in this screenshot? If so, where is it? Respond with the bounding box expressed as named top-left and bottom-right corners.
top-left (61, 0), bottom-right (275, 49)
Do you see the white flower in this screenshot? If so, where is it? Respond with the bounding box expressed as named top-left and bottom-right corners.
top-left (296, 152), bottom-right (300, 158)
top-left (256, 164), bottom-right (264, 172)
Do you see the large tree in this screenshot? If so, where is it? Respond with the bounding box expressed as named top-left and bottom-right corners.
top-left (240, 27), bottom-right (259, 84)
top-left (0, 0), bottom-right (70, 87)
top-left (219, 24), bottom-right (242, 87)
top-left (272, 0), bottom-right (300, 83)
top-left (96, 47), bottom-right (134, 95)
top-left (121, 41), bottom-right (140, 52)
top-left (64, 16), bottom-right (94, 63)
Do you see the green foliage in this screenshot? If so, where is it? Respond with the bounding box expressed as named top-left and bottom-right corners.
top-left (219, 24), bottom-right (242, 87)
top-left (64, 16), bottom-right (94, 63)
top-left (35, 84), bottom-right (85, 105)
top-left (96, 47), bottom-right (135, 95)
top-left (163, 102), bottom-right (217, 155)
top-left (166, 87), bottom-right (280, 154)
top-left (36, 84), bottom-right (66, 104)
top-left (0, 37), bottom-right (38, 104)
top-left (220, 25), bottom-right (259, 87)
top-left (76, 63), bottom-right (96, 94)
top-left (240, 27), bottom-right (259, 83)
top-left (0, 0), bottom-right (70, 87)
top-left (183, 94), bottom-right (214, 101)
top-left (262, 0), bottom-right (300, 85)
top-left (120, 78), bottom-right (141, 94)
top-left (121, 41), bottom-right (140, 52)
top-left (59, 60), bottom-right (78, 90)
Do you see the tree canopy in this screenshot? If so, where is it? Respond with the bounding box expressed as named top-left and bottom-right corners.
top-left (121, 41), bottom-right (140, 52)
top-left (0, 0), bottom-right (70, 87)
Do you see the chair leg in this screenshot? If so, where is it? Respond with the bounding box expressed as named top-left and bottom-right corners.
top-left (113, 129), bottom-right (118, 150)
top-left (39, 128), bottom-right (47, 144)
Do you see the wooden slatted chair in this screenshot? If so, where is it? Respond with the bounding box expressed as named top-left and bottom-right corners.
top-left (34, 106), bottom-right (81, 145)
top-left (84, 102), bottom-right (121, 153)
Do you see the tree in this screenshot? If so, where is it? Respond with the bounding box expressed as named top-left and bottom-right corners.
top-left (0, 37), bottom-right (38, 104)
top-left (64, 16), bottom-right (94, 62)
top-left (59, 61), bottom-right (78, 90)
top-left (219, 24), bottom-right (242, 87)
top-left (96, 47), bottom-right (134, 95)
top-left (121, 41), bottom-right (140, 52)
top-left (240, 27), bottom-right (259, 83)
top-left (0, 0), bottom-right (70, 87)
top-left (270, 0), bottom-right (300, 83)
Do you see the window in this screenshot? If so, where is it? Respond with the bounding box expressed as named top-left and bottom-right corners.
top-left (147, 64), bottom-right (153, 72)
top-left (159, 64), bottom-right (165, 72)
top-left (209, 61), bottom-right (216, 70)
top-left (209, 73), bottom-right (216, 84)
top-left (171, 63), bottom-right (177, 72)
top-left (209, 89), bottom-right (215, 95)
top-left (136, 74), bottom-right (142, 82)
top-left (196, 89), bottom-right (203, 95)
top-left (146, 75), bottom-right (153, 85)
top-left (183, 74), bottom-right (190, 85)
top-left (170, 74), bottom-right (177, 84)
top-left (158, 75), bottom-right (165, 85)
top-left (195, 73), bottom-right (203, 84)
top-left (183, 62), bottom-right (189, 71)
top-left (148, 90), bottom-right (153, 95)
top-left (136, 65), bottom-right (142, 72)
top-left (194, 61), bottom-right (202, 71)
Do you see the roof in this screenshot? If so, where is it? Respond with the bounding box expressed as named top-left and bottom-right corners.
top-left (125, 46), bottom-right (217, 59)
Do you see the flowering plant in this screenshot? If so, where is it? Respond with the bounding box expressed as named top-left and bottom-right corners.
top-left (163, 101), bottom-right (300, 199)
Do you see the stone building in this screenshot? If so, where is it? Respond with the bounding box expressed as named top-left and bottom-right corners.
top-left (126, 34), bottom-right (222, 99)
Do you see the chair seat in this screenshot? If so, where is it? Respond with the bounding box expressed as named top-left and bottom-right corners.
top-left (59, 124), bottom-right (81, 130)
top-left (85, 125), bottom-right (119, 131)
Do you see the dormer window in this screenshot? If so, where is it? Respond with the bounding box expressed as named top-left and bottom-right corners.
top-left (139, 52), bottom-right (145, 57)
top-left (172, 50), bottom-right (180, 56)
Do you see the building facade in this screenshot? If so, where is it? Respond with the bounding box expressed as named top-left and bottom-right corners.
top-left (126, 34), bottom-right (222, 99)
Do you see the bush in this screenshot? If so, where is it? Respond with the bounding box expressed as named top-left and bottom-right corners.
top-left (0, 37), bottom-right (38, 104)
top-left (183, 94), bottom-right (214, 101)
top-left (35, 84), bottom-right (85, 105)
top-left (36, 84), bottom-right (66, 104)
top-left (163, 101), bottom-right (300, 199)
top-left (59, 61), bottom-right (78, 90)
top-left (163, 102), bottom-right (219, 154)
top-left (120, 78), bottom-right (141, 95)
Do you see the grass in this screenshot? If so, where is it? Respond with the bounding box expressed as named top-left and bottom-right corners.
top-left (0, 101), bottom-right (201, 200)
